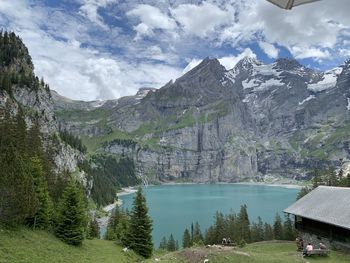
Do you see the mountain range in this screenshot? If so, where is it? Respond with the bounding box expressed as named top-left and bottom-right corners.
top-left (53, 56), bottom-right (350, 184)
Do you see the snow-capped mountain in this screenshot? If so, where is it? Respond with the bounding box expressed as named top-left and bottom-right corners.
top-left (54, 57), bottom-right (350, 183)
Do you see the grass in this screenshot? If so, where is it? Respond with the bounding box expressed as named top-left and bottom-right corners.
top-left (0, 226), bottom-right (141, 263)
top-left (145, 241), bottom-right (350, 263)
top-left (1, 228), bottom-right (349, 263)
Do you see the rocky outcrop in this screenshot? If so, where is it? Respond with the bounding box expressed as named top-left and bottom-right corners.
top-left (55, 58), bottom-right (350, 183)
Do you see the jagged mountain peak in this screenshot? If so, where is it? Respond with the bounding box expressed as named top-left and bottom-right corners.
top-left (136, 87), bottom-right (156, 97)
top-left (177, 57), bottom-right (225, 83)
top-left (273, 57), bottom-right (304, 71)
top-left (234, 56), bottom-right (263, 70)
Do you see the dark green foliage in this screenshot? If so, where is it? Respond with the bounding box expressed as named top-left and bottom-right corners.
top-left (104, 205), bottom-right (130, 246)
top-left (103, 138), bottom-right (137, 148)
top-left (182, 228), bottom-right (191, 248)
top-left (283, 215), bottom-right (296, 241)
top-left (189, 207), bottom-right (297, 247)
top-left (59, 130), bottom-right (87, 153)
top-left (237, 204), bottom-right (251, 243)
top-left (27, 157), bottom-right (53, 230)
top-left (55, 180), bottom-right (87, 246)
top-left (297, 167), bottom-right (350, 200)
top-left (264, 223), bottom-right (274, 240)
top-left (87, 217), bottom-right (100, 239)
top-left (192, 222), bottom-right (204, 244)
top-left (86, 154), bottom-right (139, 206)
top-left (0, 106), bottom-right (37, 225)
top-left (273, 213), bottom-right (284, 240)
top-left (167, 234), bottom-right (176, 251)
top-left (296, 186), bottom-right (311, 200)
top-left (0, 31), bottom-right (50, 97)
top-left (159, 236), bottom-right (167, 250)
top-left (126, 187), bottom-right (153, 258)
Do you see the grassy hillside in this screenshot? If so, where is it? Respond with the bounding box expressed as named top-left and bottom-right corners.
top-left (0, 226), bottom-right (141, 263)
top-left (1, 227), bottom-right (349, 263)
top-left (146, 241), bottom-right (350, 263)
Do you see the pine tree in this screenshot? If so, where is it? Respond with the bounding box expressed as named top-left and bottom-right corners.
top-left (88, 217), bottom-right (100, 239)
top-left (105, 204), bottom-right (121, 240)
top-left (237, 204), bottom-right (250, 243)
top-left (127, 187), bottom-right (153, 258)
top-left (263, 223), bottom-right (274, 240)
top-left (55, 180), bottom-right (87, 246)
top-left (0, 107), bottom-right (36, 224)
top-left (256, 216), bottom-right (264, 242)
top-left (192, 222), bottom-right (203, 244)
top-left (273, 213), bottom-right (284, 240)
top-left (283, 215), bottom-right (296, 241)
top-left (159, 236), bottom-right (167, 250)
top-left (182, 228), bottom-right (192, 248)
top-left (167, 234), bottom-right (176, 251)
top-left (27, 157), bottom-right (53, 230)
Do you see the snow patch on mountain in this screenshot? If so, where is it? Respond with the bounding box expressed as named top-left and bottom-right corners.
top-left (242, 78), bottom-right (283, 91)
top-left (308, 67), bottom-right (342, 92)
top-left (347, 98), bottom-right (350, 110)
top-left (299, 95), bottom-right (315, 105)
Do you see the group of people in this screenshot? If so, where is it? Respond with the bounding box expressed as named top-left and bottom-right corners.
top-left (296, 237), bottom-right (327, 255)
top-left (221, 237), bottom-right (232, 245)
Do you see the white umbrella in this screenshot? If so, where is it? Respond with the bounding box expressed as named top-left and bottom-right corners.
top-left (267, 0), bottom-right (321, 10)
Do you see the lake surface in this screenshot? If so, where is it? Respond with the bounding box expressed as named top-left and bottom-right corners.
top-left (120, 184), bottom-right (299, 247)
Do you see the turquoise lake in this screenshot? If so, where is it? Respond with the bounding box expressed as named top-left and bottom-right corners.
top-left (119, 184), bottom-right (299, 247)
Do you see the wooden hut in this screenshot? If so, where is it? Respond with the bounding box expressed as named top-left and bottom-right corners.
top-left (284, 186), bottom-right (350, 251)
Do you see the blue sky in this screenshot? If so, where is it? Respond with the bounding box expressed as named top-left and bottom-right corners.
top-left (0, 0), bottom-right (349, 101)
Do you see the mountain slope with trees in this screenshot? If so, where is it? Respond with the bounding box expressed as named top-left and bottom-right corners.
top-left (55, 56), bottom-right (350, 184)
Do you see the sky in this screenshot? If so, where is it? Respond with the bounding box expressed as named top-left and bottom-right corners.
top-left (0, 0), bottom-right (349, 101)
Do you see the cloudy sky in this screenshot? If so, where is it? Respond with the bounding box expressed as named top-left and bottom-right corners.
top-left (0, 0), bottom-right (349, 101)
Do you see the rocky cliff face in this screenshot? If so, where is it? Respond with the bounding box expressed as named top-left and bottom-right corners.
top-left (0, 33), bottom-right (89, 188)
top-left (54, 57), bottom-right (350, 184)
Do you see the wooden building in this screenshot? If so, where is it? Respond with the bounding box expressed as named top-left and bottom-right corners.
top-left (284, 186), bottom-right (350, 251)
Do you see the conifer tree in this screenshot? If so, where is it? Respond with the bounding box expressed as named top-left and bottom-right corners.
top-left (0, 107), bottom-right (36, 224)
top-left (256, 216), bottom-right (264, 242)
top-left (127, 187), bottom-right (153, 258)
top-left (27, 157), bottom-right (53, 230)
top-left (237, 204), bottom-right (250, 243)
top-left (182, 228), bottom-right (192, 248)
top-left (88, 217), bottom-right (100, 239)
top-left (264, 223), bottom-right (274, 240)
top-left (283, 215), bottom-right (296, 240)
top-left (192, 222), bottom-right (203, 243)
top-left (273, 213), bottom-right (284, 240)
top-left (167, 234), bottom-right (176, 251)
top-left (159, 236), bottom-right (167, 250)
top-left (55, 180), bottom-right (87, 246)
top-left (105, 204), bottom-right (121, 240)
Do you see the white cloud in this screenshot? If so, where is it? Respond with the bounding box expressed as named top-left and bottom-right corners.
top-left (127, 4), bottom-right (177, 38)
top-left (290, 46), bottom-right (330, 60)
top-left (78, 0), bottom-right (116, 29)
top-left (171, 2), bottom-right (231, 37)
top-left (219, 0), bottom-right (350, 60)
top-left (0, 0), bottom-right (182, 101)
top-left (183, 58), bottom-right (203, 74)
top-left (219, 48), bottom-right (257, 70)
top-left (258, 41), bottom-right (279, 59)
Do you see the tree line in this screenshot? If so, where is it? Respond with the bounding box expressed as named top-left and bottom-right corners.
top-left (0, 31), bottom-right (51, 98)
top-left (59, 129), bottom-right (87, 153)
top-left (297, 168), bottom-right (350, 200)
top-left (158, 205), bottom-right (297, 252)
top-left (78, 154), bottom-right (140, 207)
top-left (0, 103), bottom-right (89, 245)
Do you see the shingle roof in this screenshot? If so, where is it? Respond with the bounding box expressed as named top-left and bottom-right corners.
top-left (284, 186), bottom-right (350, 230)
